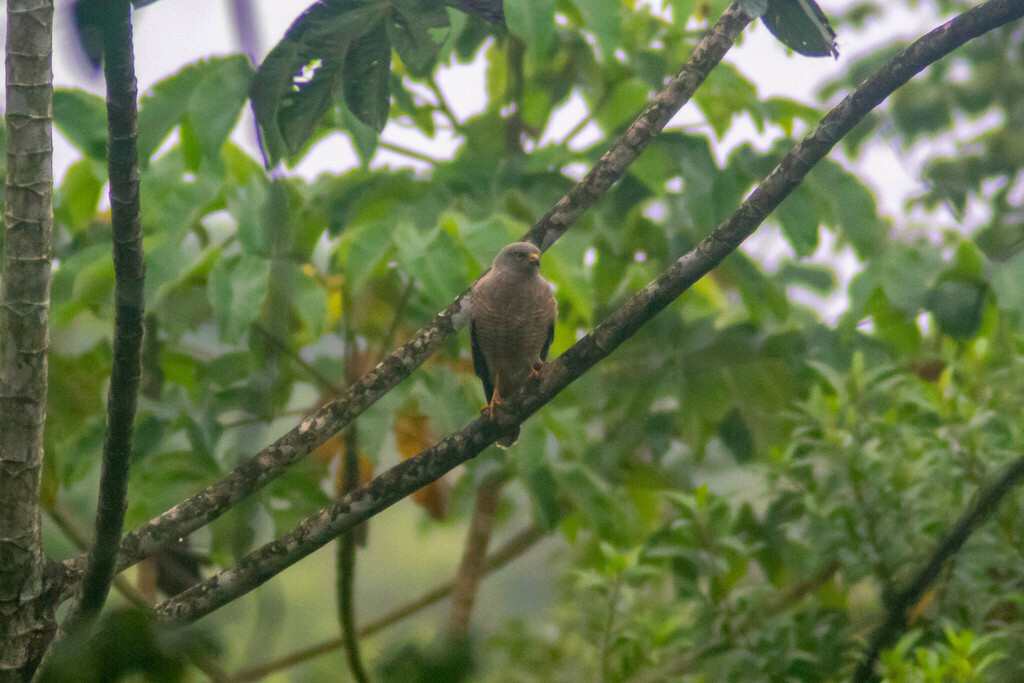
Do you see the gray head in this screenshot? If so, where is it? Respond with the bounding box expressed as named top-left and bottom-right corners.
top-left (492, 242), bottom-right (542, 276)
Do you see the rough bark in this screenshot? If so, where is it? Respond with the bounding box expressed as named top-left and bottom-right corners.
top-left (60, 3), bottom-right (752, 593)
top-left (152, 0), bottom-right (1024, 626)
top-left (0, 0), bottom-right (58, 679)
top-left (61, 0), bottom-right (145, 635)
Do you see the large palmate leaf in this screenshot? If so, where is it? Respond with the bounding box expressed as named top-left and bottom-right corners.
top-left (250, 0), bottom-right (451, 167)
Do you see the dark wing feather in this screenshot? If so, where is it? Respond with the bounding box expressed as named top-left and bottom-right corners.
top-left (540, 319), bottom-right (554, 361)
top-left (470, 320), bottom-right (494, 401)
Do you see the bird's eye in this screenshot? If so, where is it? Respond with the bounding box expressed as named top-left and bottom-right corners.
top-left (516, 253), bottom-right (524, 260)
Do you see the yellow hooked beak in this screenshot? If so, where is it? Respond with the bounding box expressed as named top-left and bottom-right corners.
top-left (528, 252), bottom-right (540, 264)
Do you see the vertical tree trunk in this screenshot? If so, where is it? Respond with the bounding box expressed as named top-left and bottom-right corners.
top-left (0, 0), bottom-right (57, 680)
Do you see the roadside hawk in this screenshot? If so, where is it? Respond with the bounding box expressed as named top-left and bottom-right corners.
top-left (470, 242), bottom-right (557, 448)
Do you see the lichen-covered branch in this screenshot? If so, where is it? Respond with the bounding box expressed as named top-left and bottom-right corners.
top-left (60, 3), bottom-right (752, 592)
top-left (152, 0), bottom-right (1024, 626)
top-left (0, 0), bottom-right (58, 678)
top-left (61, 0), bottom-right (145, 635)
top-left (853, 454), bottom-right (1024, 682)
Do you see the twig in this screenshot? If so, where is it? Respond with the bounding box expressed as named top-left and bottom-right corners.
top-left (427, 77), bottom-right (461, 132)
top-left (151, 0), bottom-right (1024, 625)
top-left (448, 477), bottom-right (504, 635)
top-left (62, 0), bottom-right (145, 635)
top-left (60, 3), bottom-right (752, 597)
top-left (853, 454), bottom-right (1024, 682)
top-left (336, 427), bottom-right (369, 683)
top-left (378, 140), bottom-right (444, 165)
top-left (230, 524), bottom-right (545, 682)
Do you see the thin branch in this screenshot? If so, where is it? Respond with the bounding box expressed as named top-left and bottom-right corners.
top-left (230, 524), bottom-right (545, 682)
top-left (427, 77), bottom-right (462, 133)
top-left (336, 427), bottom-right (369, 683)
top-left (151, 0), bottom-right (1024, 625)
top-left (60, 3), bottom-right (752, 596)
top-left (853, 454), bottom-right (1024, 682)
top-left (0, 0), bottom-right (58, 676)
top-left (378, 140), bottom-right (444, 165)
top-left (62, 0), bottom-right (145, 635)
top-left (448, 477), bottom-right (504, 635)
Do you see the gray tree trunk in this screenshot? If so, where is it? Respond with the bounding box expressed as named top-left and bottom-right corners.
top-left (0, 0), bottom-right (57, 680)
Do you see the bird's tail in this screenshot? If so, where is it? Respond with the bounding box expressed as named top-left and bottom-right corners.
top-left (496, 425), bottom-right (520, 449)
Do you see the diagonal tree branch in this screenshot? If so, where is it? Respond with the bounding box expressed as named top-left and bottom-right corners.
top-left (0, 0), bottom-right (59, 677)
top-left (150, 0), bottom-right (1024, 626)
top-left (853, 454), bottom-right (1024, 682)
top-left (60, 0), bottom-right (145, 635)
top-left (60, 3), bottom-right (753, 594)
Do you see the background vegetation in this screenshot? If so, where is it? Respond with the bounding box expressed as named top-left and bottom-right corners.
top-left (3, 0), bottom-right (1024, 680)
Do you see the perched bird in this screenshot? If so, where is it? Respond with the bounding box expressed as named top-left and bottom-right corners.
top-left (470, 242), bottom-right (557, 448)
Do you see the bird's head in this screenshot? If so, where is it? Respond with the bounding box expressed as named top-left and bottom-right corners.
top-left (493, 242), bottom-right (542, 275)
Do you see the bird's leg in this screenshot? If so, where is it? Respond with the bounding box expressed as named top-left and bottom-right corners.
top-left (529, 360), bottom-right (545, 380)
top-left (488, 376), bottom-right (502, 420)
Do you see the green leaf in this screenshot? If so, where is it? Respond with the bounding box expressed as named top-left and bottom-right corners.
top-left (926, 279), bottom-right (987, 340)
top-left (289, 264), bottom-right (329, 340)
top-left (597, 78), bottom-right (652, 133)
top-left (811, 161), bottom-right (885, 258)
top-left (775, 183), bottom-right (821, 257)
top-left (395, 223), bottom-right (471, 306)
top-left (719, 408), bottom-right (754, 462)
top-left (55, 158), bottom-right (106, 232)
top-left (571, 0), bottom-right (621, 59)
top-left (53, 89), bottom-right (108, 160)
top-left (207, 254), bottom-right (272, 342)
top-left (249, 1), bottom-right (389, 165)
top-left (186, 56), bottom-right (255, 159)
top-left (975, 187), bottom-right (1024, 261)
top-left (693, 63), bottom-right (764, 138)
top-left (389, 0), bottom-right (450, 75)
top-left (504, 0), bottom-right (554, 60)
top-left (228, 178), bottom-right (272, 255)
top-left (137, 56), bottom-right (254, 165)
top-left (344, 21), bottom-right (392, 131)
top-left (338, 219), bottom-right (397, 293)
top-left (761, 0), bottom-right (838, 58)
top-left (522, 462), bottom-right (562, 531)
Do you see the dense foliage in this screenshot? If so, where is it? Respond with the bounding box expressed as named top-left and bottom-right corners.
top-left (18, 0), bottom-right (1024, 680)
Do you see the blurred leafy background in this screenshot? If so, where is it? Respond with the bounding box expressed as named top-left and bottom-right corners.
top-left (25, 0), bottom-right (1024, 680)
